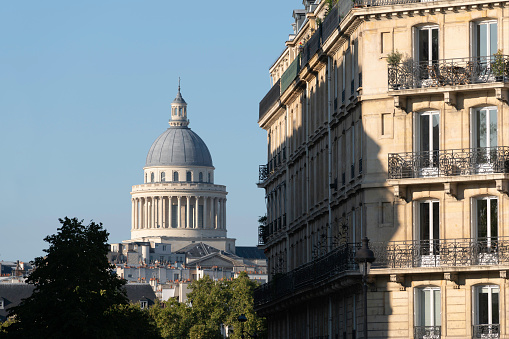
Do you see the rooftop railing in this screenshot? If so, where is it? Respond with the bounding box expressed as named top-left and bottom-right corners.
top-left (388, 147), bottom-right (509, 179)
top-left (388, 55), bottom-right (509, 90)
top-left (259, 79), bottom-right (280, 120)
top-left (354, 0), bottom-right (441, 5)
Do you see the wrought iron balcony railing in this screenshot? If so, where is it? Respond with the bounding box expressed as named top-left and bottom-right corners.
top-left (355, 0), bottom-right (441, 6)
top-left (388, 55), bottom-right (509, 91)
top-left (258, 224), bottom-right (268, 246)
top-left (258, 164), bottom-right (268, 184)
top-left (371, 237), bottom-right (509, 269)
top-left (388, 147), bottom-right (509, 179)
top-left (473, 324), bottom-right (500, 338)
top-left (414, 326), bottom-right (441, 339)
top-left (255, 237), bottom-right (509, 307)
top-left (258, 148), bottom-right (287, 184)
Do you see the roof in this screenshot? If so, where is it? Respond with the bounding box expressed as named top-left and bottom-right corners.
top-left (175, 242), bottom-right (220, 259)
top-left (235, 246), bottom-right (266, 260)
top-left (145, 126), bottom-right (213, 167)
top-left (124, 284), bottom-right (157, 306)
top-left (0, 284), bottom-right (34, 321)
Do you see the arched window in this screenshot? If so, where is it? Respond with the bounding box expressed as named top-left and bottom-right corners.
top-left (199, 172), bottom-right (203, 182)
top-left (150, 172), bottom-right (154, 183)
top-left (161, 172), bottom-right (166, 182)
top-left (173, 171), bottom-right (179, 182)
top-left (186, 171), bottom-right (192, 182)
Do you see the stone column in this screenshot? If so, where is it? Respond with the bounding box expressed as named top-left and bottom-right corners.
top-left (162, 196), bottom-right (166, 228)
top-left (168, 197), bottom-right (173, 228)
top-left (144, 198), bottom-right (148, 229)
top-left (131, 199), bottom-right (135, 229)
top-left (214, 198), bottom-right (219, 229)
top-left (186, 196), bottom-right (190, 228)
top-left (195, 196), bottom-right (200, 228)
top-left (203, 197), bottom-right (208, 229)
top-left (158, 196), bottom-right (162, 228)
top-left (177, 196), bottom-right (181, 228)
top-left (151, 197), bottom-right (155, 228)
top-left (222, 198), bottom-right (226, 229)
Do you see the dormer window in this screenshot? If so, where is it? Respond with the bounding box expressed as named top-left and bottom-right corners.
top-left (140, 300), bottom-right (148, 309)
top-left (0, 298), bottom-right (4, 309)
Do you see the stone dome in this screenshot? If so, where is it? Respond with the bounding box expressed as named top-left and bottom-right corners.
top-left (145, 126), bottom-right (213, 167)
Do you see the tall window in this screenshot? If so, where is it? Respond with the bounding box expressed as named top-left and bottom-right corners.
top-left (417, 200), bottom-right (439, 256)
top-left (150, 172), bottom-right (154, 183)
top-left (173, 171), bottom-right (179, 182)
top-left (161, 172), bottom-right (165, 182)
top-left (473, 285), bottom-right (500, 338)
top-left (473, 107), bottom-right (497, 148)
top-left (208, 173), bottom-right (212, 183)
top-left (186, 171), bottom-right (192, 182)
top-left (414, 287), bottom-right (441, 339)
top-left (415, 25), bottom-right (439, 64)
top-left (417, 111), bottom-right (440, 172)
top-left (475, 197), bottom-right (498, 247)
top-left (474, 21), bottom-right (497, 59)
top-left (199, 172), bottom-right (203, 182)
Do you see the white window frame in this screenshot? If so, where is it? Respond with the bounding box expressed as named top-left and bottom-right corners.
top-left (472, 20), bottom-right (498, 58)
top-left (414, 286), bottom-right (441, 328)
top-left (471, 106), bottom-right (498, 149)
top-left (472, 196), bottom-right (498, 242)
top-left (473, 285), bottom-right (500, 328)
top-left (414, 25), bottom-right (439, 64)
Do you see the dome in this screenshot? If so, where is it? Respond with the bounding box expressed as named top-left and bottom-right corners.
top-left (145, 126), bottom-right (213, 167)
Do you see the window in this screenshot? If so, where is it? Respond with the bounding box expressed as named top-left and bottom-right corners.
top-left (416, 111), bottom-right (439, 172)
top-left (140, 300), bottom-right (148, 309)
top-left (475, 197), bottom-right (498, 249)
top-left (173, 171), bottom-right (179, 182)
top-left (414, 287), bottom-right (441, 339)
top-left (417, 200), bottom-right (439, 257)
top-left (208, 173), bottom-right (212, 183)
top-left (186, 171), bottom-right (192, 182)
top-left (174, 273), bottom-right (179, 281)
top-left (161, 172), bottom-right (166, 182)
top-left (474, 20), bottom-right (497, 59)
top-left (0, 298), bottom-right (4, 309)
top-left (415, 25), bottom-right (439, 64)
top-left (473, 285), bottom-right (500, 337)
top-left (199, 172), bottom-right (203, 182)
top-left (171, 204), bottom-right (178, 227)
top-left (145, 173), bottom-right (147, 183)
top-left (150, 172), bottom-right (154, 183)
top-left (473, 107), bottom-right (497, 148)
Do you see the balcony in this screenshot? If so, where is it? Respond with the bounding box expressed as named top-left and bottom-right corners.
top-left (258, 224), bottom-right (268, 246)
top-left (354, 0), bottom-right (442, 5)
top-left (388, 147), bottom-right (509, 180)
top-left (473, 324), bottom-right (499, 338)
top-left (414, 326), bottom-right (441, 339)
top-left (388, 56), bottom-right (509, 91)
top-left (259, 79), bottom-right (280, 121)
top-left (258, 147), bottom-right (287, 185)
top-left (255, 237), bottom-right (509, 307)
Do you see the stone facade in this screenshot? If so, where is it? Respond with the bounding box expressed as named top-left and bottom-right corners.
top-left (256, 0), bottom-right (509, 338)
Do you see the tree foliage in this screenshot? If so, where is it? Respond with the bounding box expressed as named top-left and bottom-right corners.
top-left (5, 217), bottom-right (130, 338)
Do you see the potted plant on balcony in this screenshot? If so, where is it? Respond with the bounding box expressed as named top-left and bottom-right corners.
top-left (492, 49), bottom-right (505, 82)
top-left (387, 50), bottom-right (403, 89)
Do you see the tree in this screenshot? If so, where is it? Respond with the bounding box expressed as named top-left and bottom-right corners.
top-left (149, 298), bottom-right (194, 339)
top-left (5, 217), bottom-right (129, 338)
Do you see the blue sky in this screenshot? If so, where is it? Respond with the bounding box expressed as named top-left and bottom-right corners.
top-left (0, 1), bottom-right (297, 261)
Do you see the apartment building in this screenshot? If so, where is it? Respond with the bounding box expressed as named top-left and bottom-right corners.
top-left (256, 0), bottom-right (509, 338)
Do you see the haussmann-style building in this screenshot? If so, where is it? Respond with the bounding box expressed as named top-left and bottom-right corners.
top-left (255, 0), bottom-right (509, 338)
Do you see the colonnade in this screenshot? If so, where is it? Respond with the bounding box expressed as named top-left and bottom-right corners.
top-left (131, 196), bottom-right (226, 230)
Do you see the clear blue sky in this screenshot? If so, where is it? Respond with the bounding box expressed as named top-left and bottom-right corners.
top-left (0, 1), bottom-right (297, 261)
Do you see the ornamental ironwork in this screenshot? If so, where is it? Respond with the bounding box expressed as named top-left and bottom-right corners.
top-left (388, 55), bottom-right (509, 91)
top-left (473, 324), bottom-right (500, 338)
top-left (388, 147), bottom-right (509, 179)
top-left (414, 326), bottom-right (441, 339)
top-left (355, 0), bottom-right (441, 6)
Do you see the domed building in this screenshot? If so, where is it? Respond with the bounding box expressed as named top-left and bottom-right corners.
top-left (129, 86), bottom-right (235, 253)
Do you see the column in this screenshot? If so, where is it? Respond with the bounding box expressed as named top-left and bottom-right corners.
top-left (222, 198), bottom-right (226, 229)
top-left (169, 196), bottom-right (173, 228)
top-left (195, 196), bottom-right (200, 228)
top-left (150, 197), bottom-right (155, 228)
top-left (214, 198), bottom-right (218, 229)
top-left (186, 196), bottom-right (190, 228)
top-left (144, 198), bottom-right (148, 229)
top-left (203, 197), bottom-right (208, 229)
top-left (162, 196), bottom-right (166, 228)
top-left (177, 196), bottom-right (181, 228)
top-left (158, 196), bottom-right (162, 228)
top-left (131, 199), bottom-right (135, 229)
top-left (135, 198), bottom-right (139, 229)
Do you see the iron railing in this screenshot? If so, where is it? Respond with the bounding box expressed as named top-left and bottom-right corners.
top-left (414, 326), bottom-right (441, 339)
top-left (255, 237), bottom-right (509, 306)
top-left (259, 79), bottom-right (280, 120)
top-left (388, 147), bottom-right (509, 179)
top-left (473, 324), bottom-right (500, 338)
top-left (258, 224), bottom-right (268, 246)
top-left (258, 147), bottom-right (287, 184)
top-left (371, 237), bottom-right (509, 269)
top-left (388, 56), bottom-right (509, 90)
top-left (258, 164), bottom-right (268, 184)
top-left (355, 0), bottom-right (441, 5)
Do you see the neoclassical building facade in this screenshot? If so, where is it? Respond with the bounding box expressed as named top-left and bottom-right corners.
top-left (256, 0), bottom-right (509, 338)
top-left (129, 87), bottom-right (235, 253)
